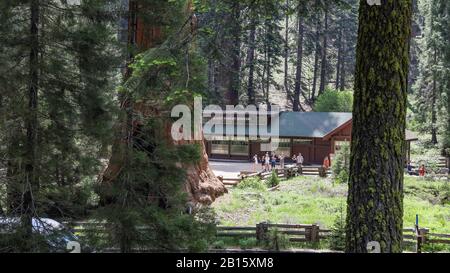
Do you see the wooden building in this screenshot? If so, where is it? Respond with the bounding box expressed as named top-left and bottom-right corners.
top-left (204, 112), bottom-right (418, 165)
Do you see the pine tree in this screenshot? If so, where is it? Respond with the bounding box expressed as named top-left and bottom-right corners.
top-left (0, 0), bottom-right (122, 251)
top-left (413, 0), bottom-right (447, 145)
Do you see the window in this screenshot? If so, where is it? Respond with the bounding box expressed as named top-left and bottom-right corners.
top-left (293, 138), bottom-right (313, 145)
top-left (273, 138), bottom-right (291, 157)
top-left (211, 140), bottom-right (228, 155)
top-left (230, 141), bottom-right (249, 156)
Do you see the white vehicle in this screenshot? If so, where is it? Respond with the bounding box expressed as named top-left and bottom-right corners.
top-left (0, 217), bottom-right (84, 252)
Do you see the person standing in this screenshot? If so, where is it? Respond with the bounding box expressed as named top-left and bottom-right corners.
top-left (271, 154), bottom-right (277, 170)
top-left (265, 153), bottom-right (270, 172)
top-left (253, 154), bottom-right (259, 172)
top-left (280, 153), bottom-right (285, 169)
top-left (418, 164), bottom-right (426, 177)
top-left (296, 153), bottom-right (304, 167)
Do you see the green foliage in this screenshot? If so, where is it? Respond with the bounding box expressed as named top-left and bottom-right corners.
top-left (328, 206), bottom-right (346, 251)
top-left (238, 238), bottom-right (258, 250)
top-left (237, 177), bottom-right (266, 191)
top-left (266, 171), bottom-right (280, 188)
top-left (264, 229), bottom-right (291, 251)
top-left (332, 143), bottom-right (350, 184)
top-left (313, 89), bottom-right (354, 112)
top-left (0, 0), bottom-right (121, 223)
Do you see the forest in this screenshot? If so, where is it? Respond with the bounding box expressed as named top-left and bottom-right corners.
top-left (0, 0), bottom-right (448, 254)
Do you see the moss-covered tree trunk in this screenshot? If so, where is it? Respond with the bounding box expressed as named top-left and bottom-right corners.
top-left (346, 0), bottom-right (412, 253)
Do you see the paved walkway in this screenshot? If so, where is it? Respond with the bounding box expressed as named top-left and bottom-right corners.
top-left (209, 160), bottom-right (256, 178)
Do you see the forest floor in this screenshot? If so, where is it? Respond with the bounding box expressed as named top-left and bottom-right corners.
top-left (211, 175), bottom-right (450, 251)
top-left (213, 175), bottom-right (449, 231)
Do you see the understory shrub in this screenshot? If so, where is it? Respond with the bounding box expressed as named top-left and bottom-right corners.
top-left (266, 171), bottom-right (280, 188)
top-left (332, 143), bottom-right (350, 184)
top-left (237, 177), bottom-right (266, 191)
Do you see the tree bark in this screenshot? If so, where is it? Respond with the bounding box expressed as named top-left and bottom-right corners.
top-left (293, 12), bottom-right (304, 112)
top-left (284, 0), bottom-right (290, 106)
top-left (339, 37), bottom-right (347, 91)
top-left (431, 47), bottom-right (438, 144)
top-left (246, 15), bottom-right (257, 105)
top-left (216, 1), bottom-right (241, 106)
top-left (318, 8), bottom-right (329, 96)
top-left (346, 0), bottom-right (412, 253)
top-left (100, 0), bottom-right (226, 206)
top-left (335, 23), bottom-right (343, 90)
top-left (22, 0), bottom-right (40, 243)
top-left (311, 14), bottom-right (321, 102)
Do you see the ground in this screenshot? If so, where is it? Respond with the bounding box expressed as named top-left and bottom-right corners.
top-left (212, 175), bottom-right (450, 233)
top-left (209, 161), bottom-right (254, 178)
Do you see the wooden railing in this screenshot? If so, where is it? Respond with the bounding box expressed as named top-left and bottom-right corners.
top-left (66, 221), bottom-right (450, 252)
top-left (219, 165), bottom-right (330, 187)
top-left (216, 222), bottom-right (450, 252)
top-left (217, 223), bottom-right (330, 244)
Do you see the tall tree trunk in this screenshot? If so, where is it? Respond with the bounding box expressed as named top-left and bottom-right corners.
top-left (265, 20), bottom-right (271, 106)
top-left (339, 37), bottom-right (347, 91)
top-left (22, 0), bottom-right (40, 247)
top-left (293, 13), bottom-right (304, 112)
top-left (346, 1), bottom-right (412, 253)
top-left (318, 8), bottom-right (328, 96)
top-left (335, 23), bottom-right (343, 90)
top-left (100, 0), bottom-right (226, 208)
top-left (246, 19), bottom-right (257, 105)
top-left (216, 1), bottom-right (241, 106)
top-left (311, 14), bottom-right (321, 102)
top-left (431, 48), bottom-right (438, 144)
top-left (284, 0), bottom-right (290, 106)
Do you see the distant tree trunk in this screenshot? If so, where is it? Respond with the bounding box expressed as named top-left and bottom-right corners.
top-left (339, 37), bottom-right (347, 91)
top-left (346, 1), bottom-right (412, 253)
top-left (265, 20), bottom-right (272, 106)
top-left (431, 48), bottom-right (438, 144)
top-left (246, 18), bottom-right (257, 105)
top-left (311, 14), bottom-right (321, 101)
top-left (293, 12), bottom-right (304, 112)
top-left (335, 23), bottom-right (343, 90)
top-left (318, 8), bottom-right (328, 96)
top-left (216, 1), bottom-right (241, 106)
top-left (284, 0), bottom-right (290, 106)
top-left (22, 0), bottom-right (40, 245)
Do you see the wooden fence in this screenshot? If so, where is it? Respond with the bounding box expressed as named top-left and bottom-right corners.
top-left (217, 223), bottom-right (330, 243)
top-left (66, 221), bottom-right (450, 252)
top-left (219, 165), bottom-right (332, 187)
top-left (216, 222), bottom-right (450, 252)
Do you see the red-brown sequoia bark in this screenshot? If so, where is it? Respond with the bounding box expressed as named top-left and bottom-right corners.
top-left (100, 1), bottom-right (226, 205)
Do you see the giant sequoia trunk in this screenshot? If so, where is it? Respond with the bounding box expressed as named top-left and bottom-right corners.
top-left (99, 0), bottom-right (226, 206)
top-left (346, 1), bottom-right (412, 253)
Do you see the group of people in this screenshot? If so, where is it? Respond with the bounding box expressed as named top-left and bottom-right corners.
top-left (406, 160), bottom-right (426, 176)
top-left (253, 152), bottom-right (305, 172)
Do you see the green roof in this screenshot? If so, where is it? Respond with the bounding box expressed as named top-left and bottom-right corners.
top-left (204, 112), bottom-right (352, 138)
top-left (203, 111), bottom-right (418, 141)
top-left (278, 112), bottom-right (352, 138)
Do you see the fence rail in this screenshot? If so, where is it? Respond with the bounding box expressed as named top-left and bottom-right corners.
top-left (219, 165), bottom-right (331, 188)
top-left (66, 221), bottom-right (450, 253)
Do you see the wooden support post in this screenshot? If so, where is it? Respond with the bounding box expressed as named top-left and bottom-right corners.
top-left (305, 226), bottom-right (312, 242)
top-left (256, 222), bottom-right (268, 243)
top-left (311, 224), bottom-right (320, 243)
